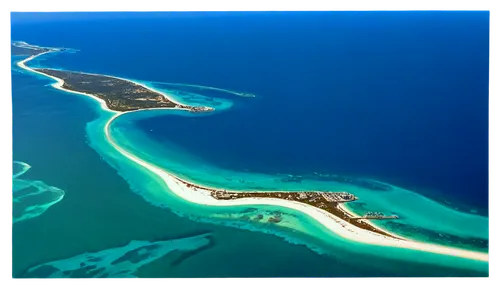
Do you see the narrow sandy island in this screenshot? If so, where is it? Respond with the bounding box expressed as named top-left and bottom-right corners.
top-left (17, 49), bottom-right (489, 263)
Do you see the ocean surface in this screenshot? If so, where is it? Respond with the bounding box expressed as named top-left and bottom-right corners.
top-left (11, 11), bottom-right (489, 277)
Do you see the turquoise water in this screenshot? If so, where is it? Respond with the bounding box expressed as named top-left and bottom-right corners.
top-left (12, 11), bottom-right (489, 276)
top-left (12, 51), bottom-right (489, 276)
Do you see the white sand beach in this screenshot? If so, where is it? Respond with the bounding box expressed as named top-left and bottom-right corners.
top-left (17, 52), bottom-right (117, 114)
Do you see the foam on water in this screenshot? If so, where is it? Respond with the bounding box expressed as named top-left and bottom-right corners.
top-left (13, 161), bottom-right (31, 179)
top-left (12, 161), bottom-right (65, 223)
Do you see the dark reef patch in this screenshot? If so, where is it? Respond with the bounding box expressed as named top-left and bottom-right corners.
top-left (170, 236), bottom-right (215, 267)
top-left (280, 176), bottom-right (303, 183)
top-left (239, 207), bottom-right (258, 213)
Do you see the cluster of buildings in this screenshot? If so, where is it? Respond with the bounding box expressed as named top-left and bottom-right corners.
top-left (320, 191), bottom-right (357, 202)
top-left (210, 189), bottom-right (358, 207)
top-left (296, 191), bottom-right (357, 203)
top-left (292, 191), bottom-right (357, 204)
top-left (211, 190), bottom-right (238, 200)
top-left (298, 193), bottom-right (308, 199)
top-left (364, 211), bottom-right (385, 217)
top-left (190, 106), bottom-right (214, 112)
top-left (360, 212), bottom-right (399, 219)
top-left (175, 104), bottom-right (214, 113)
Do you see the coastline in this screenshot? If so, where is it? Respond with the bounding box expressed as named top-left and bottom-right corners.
top-left (43, 68), bottom-right (188, 107)
top-left (16, 52), bottom-right (188, 112)
top-left (16, 51), bottom-right (489, 264)
top-left (17, 52), bottom-right (118, 114)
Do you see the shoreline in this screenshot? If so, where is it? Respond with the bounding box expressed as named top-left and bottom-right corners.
top-left (16, 52), bottom-right (118, 114)
top-left (16, 51), bottom-right (489, 264)
top-left (337, 203), bottom-right (407, 240)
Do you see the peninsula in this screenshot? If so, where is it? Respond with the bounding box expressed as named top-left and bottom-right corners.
top-left (15, 41), bottom-right (489, 263)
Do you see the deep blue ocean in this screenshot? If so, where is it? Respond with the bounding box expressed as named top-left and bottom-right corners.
top-left (11, 11), bottom-right (489, 277)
